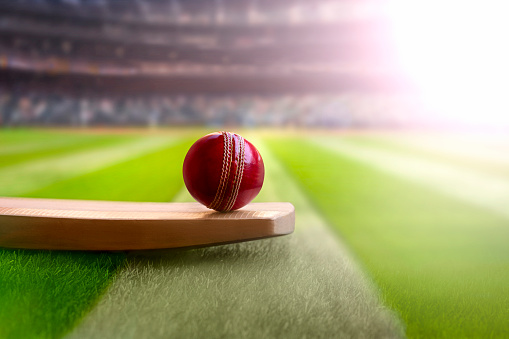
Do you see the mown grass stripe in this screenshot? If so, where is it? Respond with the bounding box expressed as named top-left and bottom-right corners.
top-left (0, 133), bottom-right (111, 155)
top-left (0, 136), bottom-right (175, 197)
top-left (0, 136), bottom-right (80, 155)
top-left (0, 129), bottom-right (60, 145)
top-left (0, 134), bottom-right (134, 169)
top-left (67, 138), bottom-right (403, 339)
top-left (0, 250), bottom-right (125, 339)
top-left (340, 133), bottom-right (509, 180)
top-left (268, 136), bottom-right (509, 338)
top-left (313, 137), bottom-right (509, 220)
top-left (25, 138), bottom-right (195, 202)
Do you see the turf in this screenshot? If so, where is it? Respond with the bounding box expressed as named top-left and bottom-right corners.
top-left (0, 250), bottom-right (124, 339)
top-left (267, 136), bottom-right (509, 338)
top-left (2, 129), bottom-right (508, 338)
top-left (24, 138), bottom-right (194, 201)
top-left (0, 132), bottom-right (134, 169)
top-left (0, 129), bottom-right (66, 146)
top-left (309, 136), bottom-right (509, 220)
top-left (0, 135), bottom-right (174, 197)
top-left (0, 131), bottom-right (195, 339)
top-left (339, 133), bottom-right (509, 180)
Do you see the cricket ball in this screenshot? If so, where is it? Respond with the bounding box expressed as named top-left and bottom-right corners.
top-left (183, 131), bottom-right (264, 212)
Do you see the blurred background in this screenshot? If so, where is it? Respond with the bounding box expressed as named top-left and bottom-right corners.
top-left (1, 1), bottom-right (509, 338)
top-left (0, 0), bottom-right (410, 129)
top-left (1, 0), bottom-right (506, 131)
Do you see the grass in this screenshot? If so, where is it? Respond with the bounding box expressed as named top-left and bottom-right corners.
top-left (0, 250), bottom-right (124, 339)
top-left (341, 133), bottom-right (509, 180)
top-left (0, 130), bottom-right (196, 339)
top-left (24, 138), bottom-right (194, 201)
top-left (0, 135), bottom-right (174, 197)
top-left (1, 128), bottom-right (508, 338)
top-left (0, 130), bottom-right (134, 169)
top-left (266, 136), bottom-right (509, 338)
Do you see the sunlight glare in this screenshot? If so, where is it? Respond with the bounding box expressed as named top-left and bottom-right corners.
top-left (385, 0), bottom-right (509, 127)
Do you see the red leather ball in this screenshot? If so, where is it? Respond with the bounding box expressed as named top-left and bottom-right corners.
top-left (183, 131), bottom-right (264, 212)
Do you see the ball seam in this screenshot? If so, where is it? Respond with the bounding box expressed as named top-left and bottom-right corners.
top-left (224, 134), bottom-right (245, 211)
top-left (208, 131), bottom-right (233, 210)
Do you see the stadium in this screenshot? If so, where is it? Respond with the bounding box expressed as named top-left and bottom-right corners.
top-left (1, 0), bottom-right (508, 338)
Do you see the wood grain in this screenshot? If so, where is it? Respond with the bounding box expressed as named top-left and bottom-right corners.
top-left (0, 197), bottom-right (295, 251)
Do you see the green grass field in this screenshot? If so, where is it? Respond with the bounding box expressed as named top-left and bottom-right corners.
top-left (0, 128), bottom-right (508, 338)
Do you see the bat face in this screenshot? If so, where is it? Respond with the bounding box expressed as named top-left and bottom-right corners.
top-left (0, 197), bottom-right (294, 251)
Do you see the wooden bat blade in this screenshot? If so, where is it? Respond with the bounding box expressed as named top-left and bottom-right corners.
top-left (0, 197), bottom-right (295, 251)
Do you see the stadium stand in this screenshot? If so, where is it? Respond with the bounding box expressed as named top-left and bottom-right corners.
top-left (0, 0), bottom-right (416, 127)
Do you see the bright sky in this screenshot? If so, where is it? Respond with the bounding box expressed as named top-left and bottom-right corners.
top-left (384, 0), bottom-right (509, 127)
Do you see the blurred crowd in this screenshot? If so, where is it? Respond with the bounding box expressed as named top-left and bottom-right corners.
top-left (0, 0), bottom-right (409, 129)
top-left (0, 89), bottom-right (423, 128)
top-left (0, 0), bottom-right (382, 26)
